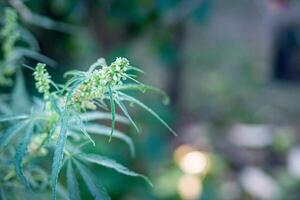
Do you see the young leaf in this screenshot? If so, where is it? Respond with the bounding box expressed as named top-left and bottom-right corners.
top-left (51, 116), bottom-right (68, 200)
top-left (74, 161), bottom-right (110, 200)
top-left (114, 98), bottom-right (139, 133)
top-left (80, 124), bottom-right (135, 157)
top-left (0, 120), bottom-right (27, 152)
top-left (114, 84), bottom-right (170, 104)
top-left (118, 92), bottom-right (177, 136)
top-left (67, 161), bottom-right (81, 200)
top-left (78, 153), bottom-right (152, 186)
top-left (108, 86), bottom-right (115, 141)
top-left (15, 122), bottom-right (34, 189)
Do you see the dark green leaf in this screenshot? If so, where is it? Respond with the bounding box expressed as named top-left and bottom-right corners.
top-left (15, 122), bottom-right (34, 189)
top-left (79, 153), bottom-right (152, 186)
top-left (108, 86), bottom-right (115, 141)
top-left (51, 116), bottom-right (68, 200)
top-left (67, 161), bottom-right (81, 200)
top-left (0, 121), bottom-right (27, 152)
top-left (75, 161), bottom-right (110, 200)
top-left (81, 124), bottom-right (135, 157)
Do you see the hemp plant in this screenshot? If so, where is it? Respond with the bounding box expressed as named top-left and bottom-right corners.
top-left (0, 8), bottom-right (54, 87)
top-left (0, 56), bottom-right (176, 199)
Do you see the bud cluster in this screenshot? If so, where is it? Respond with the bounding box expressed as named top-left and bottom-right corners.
top-left (71, 57), bottom-right (129, 110)
top-left (33, 63), bottom-right (51, 98)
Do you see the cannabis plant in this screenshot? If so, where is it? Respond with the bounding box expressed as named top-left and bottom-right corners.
top-left (0, 8), bottom-right (54, 86)
top-left (0, 4), bottom-right (176, 200)
top-left (1, 58), bottom-right (176, 200)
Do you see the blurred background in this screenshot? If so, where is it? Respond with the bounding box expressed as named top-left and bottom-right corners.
top-left (5, 0), bottom-right (300, 199)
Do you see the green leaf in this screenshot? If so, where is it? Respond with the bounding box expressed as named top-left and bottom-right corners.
top-left (0, 114), bottom-right (28, 122)
top-left (114, 98), bottom-right (139, 133)
top-left (72, 112), bottom-right (95, 146)
top-left (63, 70), bottom-right (86, 78)
top-left (75, 161), bottom-right (110, 200)
top-left (15, 122), bottom-right (34, 189)
top-left (57, 183), bottom-right (69, 200)
top-left (44, 122), bottom-right (58, 146)
top-left (12, 47), bottom-right (56, 67)
top-left (79, 153), bottom-right (152, 186)
top-left (114, 84), bottom-right (170, 104)
top-left (67, 161), bottom-right (81, 200)
top-left (0, 188), bottom-right (8, 200)
top-left (51, 116), bottom-right (68, 200)
top-left (49, 95), bottom-right (61, 114)
top-left (81, 124), bottom-right (135, 157)
top-left (127, 66), bottom-right (145, 74)
top-left (12, 69), bottom-right (31, 113)
top-left (108, 86), bottom-right (115, 141)
top-left (118, 92), bottom-right (177, 136)
top-left (0, 102), bottom-right (11, 114)
top-left (18, 26), bottom-right (40, 50)
top-left (123, 74), bottom-right (143, 85)
top-left (79, 111), bottom-right (129, 124)
top-left (0, 121), bottom-right (27, 152)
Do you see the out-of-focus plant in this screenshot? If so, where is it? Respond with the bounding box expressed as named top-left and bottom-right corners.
top-left (0, 8), bottom-right (54, 86)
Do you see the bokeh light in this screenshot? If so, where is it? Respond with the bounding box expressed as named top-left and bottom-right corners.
top-left (177, 174), bottom-right (202, 200)
top-left (178, 150), bottom-right (210, 175)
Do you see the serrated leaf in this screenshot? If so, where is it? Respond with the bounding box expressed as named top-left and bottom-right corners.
top-left (51, 116), bottom-right (68, 200)
top-left (67, 161), bottom-right (81, 200)
top-left (108, 86), bottom-right (115, 141)
top-left (15, 122), bottom-right (34, 189)
top-left (79, 153), bottom-right (152, 186)
top-left (75, 161), bottom-right (110, 200)
top-left (79, 111), bottom-right (129, 124)
top-left (118, 92), bottom-right (177, 136)
top-left (80, 124), bottom-right (135, 157)
top-left (0, 120), bottom-right (27, 152)
top-left (114, 98), bottom-right (139, 133)
top-left (0, 114), bottom-right (28, 122)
